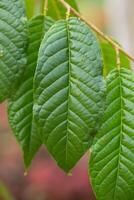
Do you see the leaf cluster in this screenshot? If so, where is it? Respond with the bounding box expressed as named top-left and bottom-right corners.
top-left (0, 1), bottom-right (133, 200)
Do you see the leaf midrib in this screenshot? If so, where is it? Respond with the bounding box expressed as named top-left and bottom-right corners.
top-left (65, 19), bottom-right (71, 168)
top-left (25, 17), bottom-right (45, 165)
top-left (113, 70), bottom-right (124, 199)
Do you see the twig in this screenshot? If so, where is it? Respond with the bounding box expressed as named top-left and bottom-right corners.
top-left (58, 0), bottom-right (134, 62)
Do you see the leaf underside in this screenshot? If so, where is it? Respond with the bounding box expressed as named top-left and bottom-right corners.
top-left (8, 15), bottom-right (55, 169)
top-left (90, 68), bottom-right (134, 200)
top-left (0, 0), bottom-right (28, 102)
top-left (34, 17), bottom-right (105, 172)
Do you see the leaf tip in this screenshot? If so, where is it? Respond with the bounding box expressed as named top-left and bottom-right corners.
top-left (67, 172), bottom-right (73, 176)
top-left (24, 171), bottom-right (28, 176)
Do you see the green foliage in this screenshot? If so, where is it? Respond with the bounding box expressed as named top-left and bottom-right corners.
top-left (100, 40), bottom-right (131, 76)
top-left (0, 182), bottom-right (15, 200)
top-left (47, 0), bottom-right (78, 19)
top-left (25, 0), bottom-right (35, 19)
top-left (0, 0), bottom-right (134, 199)
top-left (33, 17), bottom-right (104, 172)
top-left (90, 68), bottom-right (134, 200)
top-left (0, 0), bottom-right (28, 102)
top-left (8, 15), bottom-right (55, 169)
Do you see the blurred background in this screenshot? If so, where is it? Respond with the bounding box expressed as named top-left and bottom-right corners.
top-left (0, 0), bottom-right (134, 199)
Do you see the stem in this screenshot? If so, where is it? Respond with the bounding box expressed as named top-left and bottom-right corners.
top-left (66, 5), bottom-right (71, 20)
top-left (44, 0), bottom-right (48, 15)
top-left (58, 0), bottom-right (134, 62)
top-left (115, 47), bottom-right (121, 70)
top-left (41, 0), bottom-right (48, 15)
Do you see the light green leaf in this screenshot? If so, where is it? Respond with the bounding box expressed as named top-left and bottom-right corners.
top-left (25, 0), bottom-right (35, 19)
top-left (33, 17), bottom-right (105, 172)
top-left (8, 15), bottom-right (55, 169)
top-left (100, 40), bottom-right (131, 76)
top-left (46, 0), bottom-right (79, 19)
top-left (89, 68), bottom-right (134, 200)
top-left (0, 0), bottom-right (28, 102)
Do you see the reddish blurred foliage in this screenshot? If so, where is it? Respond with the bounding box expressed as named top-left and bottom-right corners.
top-left (0, 103), bottom-right (9, 130)
top-left (0, 104), bottom-right (96, 200)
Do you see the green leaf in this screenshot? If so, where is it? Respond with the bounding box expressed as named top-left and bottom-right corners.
top-left (25, 0), bottom-right (35, 19)
top-left (33, 17), bottom-right (105, 172)
top-left (0, 182), bottom-right (15, 200)
top-left (47, 0), bottom-right (79, 20)
top-left (89, 68), bottom-right (134, 200)
top-left (0, 0), bottom-right (28, 102)
top-left (8, 15), bottom-right (55, 169)
top-left (100, 40), bottom-right (131, 76)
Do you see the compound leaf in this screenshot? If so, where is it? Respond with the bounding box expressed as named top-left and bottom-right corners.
top-left (0, 0), bottom-right (28, 102)
top-left (34, 17), bottom-right (105, 172)
top-left (8, 15), bottom-right (55, 169)
top-left (90, 68), bottom-right (134, 200)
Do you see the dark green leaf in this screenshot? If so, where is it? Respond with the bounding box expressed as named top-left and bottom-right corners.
top-left (34, 17), bottom-right (105, 172)
top-left (8, 15), bottom-right (55, 169)
top-left (0, 0), bottom-right (28, 102)
top-left (90, 68), bottom-right (134, 200)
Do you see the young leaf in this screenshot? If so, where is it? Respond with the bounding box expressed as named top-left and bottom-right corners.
top-left (100, 40), bottom-right (131, 76)
top-left (47, 0), bottom-right (79, 19)
top-left (89, 68), bottom-right (134, 200)
top-left (8, 15), bottom-right (55, 169)
top-left (0, 0), bottom-right (28, 102)
top-left (33, 17), bottom-right (105, 172)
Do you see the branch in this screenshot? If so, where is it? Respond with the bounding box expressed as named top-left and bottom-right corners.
top-left (58, 0), bottom-right (134, 62)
